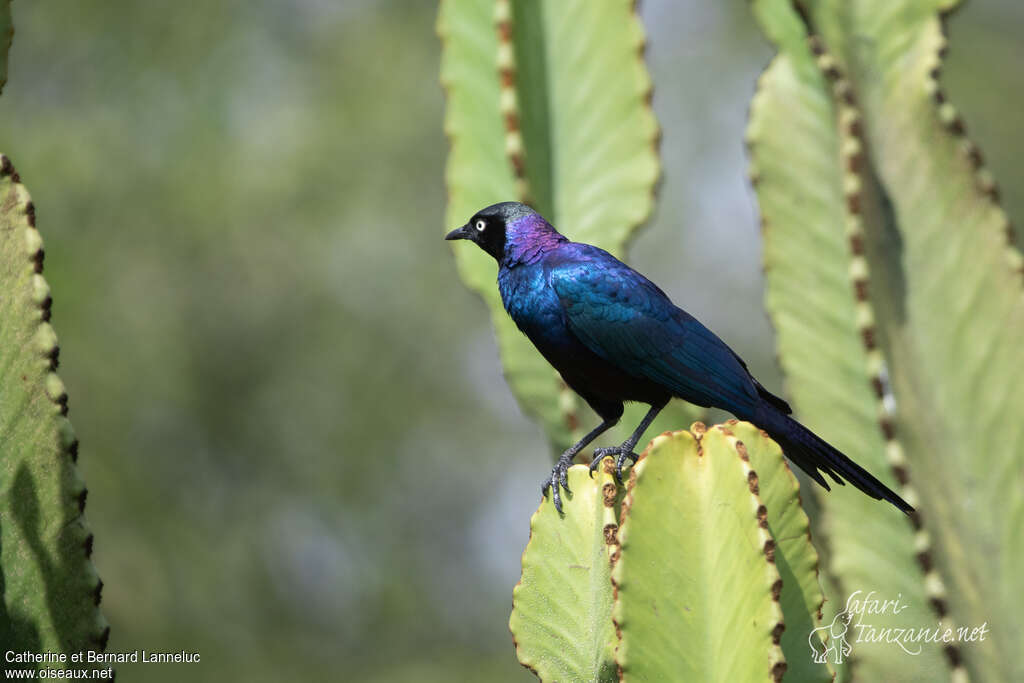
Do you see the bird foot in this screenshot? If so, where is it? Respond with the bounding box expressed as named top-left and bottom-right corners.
top-left (588, 445), bottom-right (639, 484)
top-left (541, 453), bottom-right (575, 514)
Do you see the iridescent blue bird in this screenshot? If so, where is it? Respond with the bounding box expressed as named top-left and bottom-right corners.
top-left (447, 202), bottom-right (912, 515)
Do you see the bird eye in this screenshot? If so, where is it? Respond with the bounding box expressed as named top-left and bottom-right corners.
top-left (475, 219), bottom-right (486, 231)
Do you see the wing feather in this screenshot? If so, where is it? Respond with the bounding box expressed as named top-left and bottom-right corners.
top-left (550, 250), bottom-right (758, 414)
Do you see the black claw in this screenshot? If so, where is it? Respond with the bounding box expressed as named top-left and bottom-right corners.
top-left (553, 490), bottom-right (563, 513)
top-left (542, 458), bottom-right (572, 514)
top-left (615, 451), bottom-right (639, 482)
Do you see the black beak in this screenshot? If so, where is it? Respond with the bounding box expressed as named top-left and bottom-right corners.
top-left (445, 223), bottom-right (472, 241)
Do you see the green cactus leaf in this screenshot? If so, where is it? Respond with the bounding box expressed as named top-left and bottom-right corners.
top-left (612, 426), bottom-right (788, 682)
top-left (797, 7), bottom-right (1024, 674)
top-left (749, 1), bottom-right (1024, 680)
top-left (509, 464), bottom-right (622, 682)
top-left (746, 36), bottom-right (950, 679)
top-left (499, 0), bottom-right (659, 250)
top-left (439, 0), bottom-right (701, 455)
top-left (809, 4), bottom-right (1024, 679)
top-left (0, 157), bottom-right (108, 659)
top-left (717, 421), bottom-right (834, 683)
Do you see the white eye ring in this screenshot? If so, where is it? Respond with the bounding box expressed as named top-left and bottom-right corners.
top-left (475, 219), bottom-right (486, 231)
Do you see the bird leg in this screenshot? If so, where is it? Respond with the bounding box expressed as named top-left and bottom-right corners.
top-left (589, 402), bottom-right (666, 483)
top-left (542, 418), bottom-right (618, 513)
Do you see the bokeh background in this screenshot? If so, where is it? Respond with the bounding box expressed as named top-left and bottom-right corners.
top-left (0, 1), bottom-right (1021, 680)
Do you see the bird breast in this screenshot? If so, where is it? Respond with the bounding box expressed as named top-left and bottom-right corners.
top-left (498, 265), bottom-right (567, 344)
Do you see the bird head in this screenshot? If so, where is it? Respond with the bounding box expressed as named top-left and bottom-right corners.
top-left (445, 201), bottom-right (549, 262)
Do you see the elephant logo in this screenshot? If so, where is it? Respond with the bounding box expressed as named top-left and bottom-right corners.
top-left (809, 608), bottom-right (854, 664)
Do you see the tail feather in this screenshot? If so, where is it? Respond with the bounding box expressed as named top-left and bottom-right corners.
top-left (754, 402), bottom-right (914, 514)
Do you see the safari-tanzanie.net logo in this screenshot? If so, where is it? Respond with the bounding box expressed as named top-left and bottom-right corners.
top-left (808, 590), bottom-right (989, 664)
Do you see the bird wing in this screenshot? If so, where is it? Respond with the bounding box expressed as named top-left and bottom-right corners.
top-left (549, 248), bottom-right (758, 414)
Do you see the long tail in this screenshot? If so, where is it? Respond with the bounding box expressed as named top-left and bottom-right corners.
top-left (753, 401), bottom-right (913, 514)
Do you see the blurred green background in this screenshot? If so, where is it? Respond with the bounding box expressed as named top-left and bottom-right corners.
top-left (0, 1), bottom-right (1020, 680)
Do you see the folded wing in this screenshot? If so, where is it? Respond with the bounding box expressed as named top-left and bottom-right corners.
top-left (550, 247), bottom-right (759, 416)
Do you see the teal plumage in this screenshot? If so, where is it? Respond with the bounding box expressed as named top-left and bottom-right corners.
top-left (447, 202), bottom-right (911, 515)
